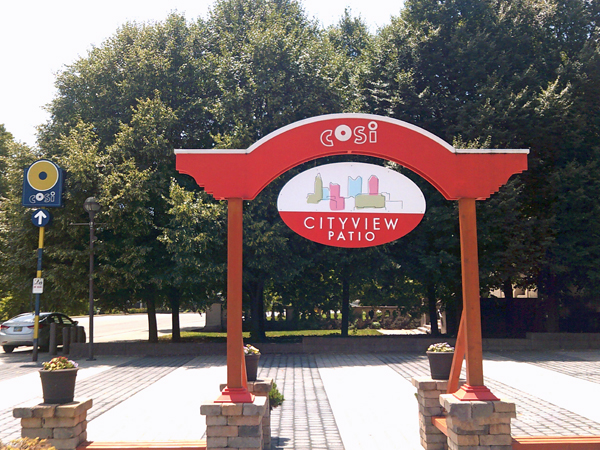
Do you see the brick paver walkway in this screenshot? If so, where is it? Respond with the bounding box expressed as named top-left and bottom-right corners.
top-left (1, 349), bottom-right (600, 449)
top-left (260, 355), bottom-right (344, 450)
top-left (380, 351), bottom-right (600, 437)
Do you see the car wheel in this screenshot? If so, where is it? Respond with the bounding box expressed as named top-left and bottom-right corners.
top-left (3, 345), bottom-right (15, 353)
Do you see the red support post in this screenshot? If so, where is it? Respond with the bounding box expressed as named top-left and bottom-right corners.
top-left (215, 198), bottom-right (253, 403)
top-left (446, 312), bottom-right (465, 395)
top-left (453, 198), bottom-right (499, 401)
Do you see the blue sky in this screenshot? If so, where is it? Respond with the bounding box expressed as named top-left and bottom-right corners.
top-left (0, 1), bottom-right (405, 147)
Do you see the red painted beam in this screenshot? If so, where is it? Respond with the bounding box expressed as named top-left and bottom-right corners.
top-left (176, 114), bottom-right (527, 201)
top-left (431, 416), bottom-right (449, 436)
top-left (77, 441), bottom-right (207, 450)
top-left (512, 436), bottom-right (600, 449)
top-left (447, 312), bottom-right (465, 395)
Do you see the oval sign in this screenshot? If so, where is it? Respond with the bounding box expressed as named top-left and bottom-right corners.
top-left (277, 162), bottom-right (426, 248)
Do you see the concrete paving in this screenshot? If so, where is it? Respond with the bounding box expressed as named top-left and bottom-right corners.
top-left (1, 349), bottom-right (600, 449)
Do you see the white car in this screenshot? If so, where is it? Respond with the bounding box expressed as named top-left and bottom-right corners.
top-left (0, 312), bottom-right (83, 353)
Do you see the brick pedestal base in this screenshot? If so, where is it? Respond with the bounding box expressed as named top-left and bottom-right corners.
top-left (413, 377), bottom-right (450, 450)
top-left (203, 379), bottom-right (273, 450)
top-left (13, 399), bottom-right (93, 450)
top-left (440, 394), bottom-right (515, 450)
top-left (413, 377), bottom-right (517, 450)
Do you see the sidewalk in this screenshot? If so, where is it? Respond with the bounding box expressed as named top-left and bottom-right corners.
top-left (1, 350), bottom-right (600, 449)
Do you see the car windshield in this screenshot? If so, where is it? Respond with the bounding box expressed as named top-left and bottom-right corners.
top-left (5, 313), bottom-right (50, 324)
top-left (9, 314), bottom-right (34, 324)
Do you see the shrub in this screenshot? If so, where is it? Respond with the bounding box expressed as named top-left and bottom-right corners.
top-left (269, 382), bottom-right (285, 410)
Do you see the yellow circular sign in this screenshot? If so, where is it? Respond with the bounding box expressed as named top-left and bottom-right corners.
top-left (27, 160), bottom-right (59, 191)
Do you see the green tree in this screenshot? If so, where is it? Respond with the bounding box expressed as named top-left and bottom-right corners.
top-left (38, 14), bottom-right (218, 339)
top-left (159, 181), bottom-right (228, 340)
top-left (0, 126), bottom-right (38, 320)
top-left (205, 0), bottom-right (348, 340)
top-left (383, 174), bottom-right (462, 337)
top-left (0, 125), bottom-right (14, 198)
top-left (42, 14), bottom-right (215, 151)
top-left (361, 0), bottom-right (600, 332)
top-left (97, 96), bottom-right (179, 342)
top-left (325, 8), bottom-right (373, 111)
top-left (206, 0), bottom-right (343, 145)
top-left (14, 0), bottom-right (597, 340)
top-left (0, 122), bottom-right (109, 319)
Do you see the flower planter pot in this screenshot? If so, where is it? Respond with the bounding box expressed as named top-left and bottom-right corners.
top-left (39, 368), bottom-right (78, 404)
top-left (426, 352), bottom-right (454, 380)
top-left (245, 354), bottom-right (260, 381)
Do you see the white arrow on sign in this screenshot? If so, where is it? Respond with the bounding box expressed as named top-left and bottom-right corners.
top-left (34, 210), bottom-right (49, 225)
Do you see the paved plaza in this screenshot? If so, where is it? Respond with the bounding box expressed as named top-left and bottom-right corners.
top-left (1, 349), bottom-right (600, 449)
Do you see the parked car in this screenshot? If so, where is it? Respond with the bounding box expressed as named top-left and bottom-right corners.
top-left (0, 312), bottom-right (84, 353)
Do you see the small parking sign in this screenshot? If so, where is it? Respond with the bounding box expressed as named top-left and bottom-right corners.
top-left (32, 278), bottom-right (44, 294)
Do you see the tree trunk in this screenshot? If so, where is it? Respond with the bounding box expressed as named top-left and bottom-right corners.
top-left (445, 305), bottom-right (458, 336)
top-left (541, 272), bottom-right (560, 333)
top-left (545, 294), bottom-right (560, 332)
top-left (147, 294), bottom-right (158, 343)
top-left (341, 277), bottom-right (350, 337)
top-left (427, 283), bottom-right (440, 337)
top-left (545, 289), bottom-right (560, 333)
top-left (170, 288), bottom-right (181, 343)
top-left (502, 279), bottom-right (516, 337)
top-left (250, 281), bottom-right (266, 342)
top-left (501, 279), bottom-right (514, 300)
top-left (445, 288), bottom-right (462, 337)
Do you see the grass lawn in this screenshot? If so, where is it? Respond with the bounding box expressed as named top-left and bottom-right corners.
top-left (160, 328), bottom-right (383, 343)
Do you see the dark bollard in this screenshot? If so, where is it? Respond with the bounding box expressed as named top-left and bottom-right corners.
top-left (77, 326), bottom-right (86, 343)
top-left (62, 327), bottom-right (70, 354)
top-left (49, 323), bottom-right (58, 356)
top-left (70, 326), bottom-right (77, 345)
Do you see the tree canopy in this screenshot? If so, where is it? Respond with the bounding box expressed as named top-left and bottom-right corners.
top-left (1, 0), bottom-right (599, 338)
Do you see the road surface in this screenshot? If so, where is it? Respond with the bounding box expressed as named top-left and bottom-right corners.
top-left (1, 312), bottom-right (206, 353)
top-left (76, 312), bottom-right (206, 343)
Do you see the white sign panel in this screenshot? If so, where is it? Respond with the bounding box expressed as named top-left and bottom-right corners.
top-left (32, 278), bottom-right (44, 294)
top-left (277, 162), bottom-right (426, 247)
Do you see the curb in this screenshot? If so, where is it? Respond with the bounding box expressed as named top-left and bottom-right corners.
top-left (68, 333), bottom-right (600, 358)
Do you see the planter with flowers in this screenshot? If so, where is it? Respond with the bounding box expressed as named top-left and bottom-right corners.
top-left (39, 357), bottom-right (78, 404)
top-left (1, 437), bottom-right (56, 450)
top-left (426, 342), bottom-right (455, 380)
top-left (244, 344), bottom-right (261, 381)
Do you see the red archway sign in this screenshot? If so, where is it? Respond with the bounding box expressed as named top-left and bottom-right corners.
top-left (175, 113), bottom-right (528, 403)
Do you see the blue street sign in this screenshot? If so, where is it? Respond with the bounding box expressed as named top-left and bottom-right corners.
top-left (31, 209), bottom-right (52, 227)
top-left (22, 160), bottom-right (65, 208)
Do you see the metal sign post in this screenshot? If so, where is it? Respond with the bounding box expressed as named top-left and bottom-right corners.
top-left (23, 159), bottom-right (63, 362)
top-left (30, 208), bottom-right (51, 362)
top-left (32, 226), bottom-right (45, 362)
top-left (87, 213), bottom-right (96, 361)
top-left (72, 197), bottom-right (102, 361)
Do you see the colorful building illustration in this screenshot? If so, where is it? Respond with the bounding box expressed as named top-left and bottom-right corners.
top-left (356, 175), bottom-right (385, 208)
top-left (329, 183), bottom-right (345, 210)
top-left (307, 173), bottom-right (388, 210)
top-left (348, 176), bottom-right (362, 198)
top-left (307, 174), bottom-right (324, 203)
